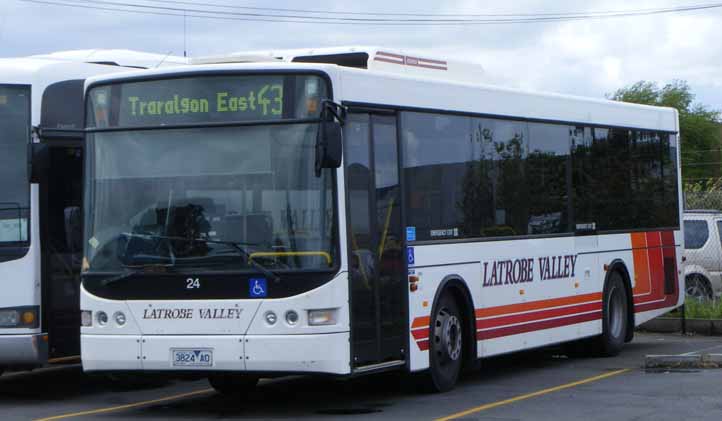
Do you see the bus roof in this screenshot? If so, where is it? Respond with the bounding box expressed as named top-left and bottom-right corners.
top-left (1, 50), bottom-right (187, 125)
top-left (84, 59), bottom-right (679, 133)
top-left (192, 46), bottom-right (488, 85)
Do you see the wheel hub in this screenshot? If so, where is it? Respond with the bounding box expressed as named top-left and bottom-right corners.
top-left (434, 310), bottom-right (462, 363)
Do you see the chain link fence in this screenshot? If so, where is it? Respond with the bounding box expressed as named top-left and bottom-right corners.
top-left (682, 185), bottom-right (722, 304)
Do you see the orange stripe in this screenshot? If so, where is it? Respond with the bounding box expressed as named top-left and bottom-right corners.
top-left (411, 316), bottom-right (430, 329)
top-left (631, 232), bottom-right (651, 295)
top-left (474, 292), bottom-right (602, 318)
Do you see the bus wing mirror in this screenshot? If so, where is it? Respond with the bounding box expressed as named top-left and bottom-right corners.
top-left (314, 120), bottom-right (343, 177)
top-left (28, 142), bottom-right (49, 184)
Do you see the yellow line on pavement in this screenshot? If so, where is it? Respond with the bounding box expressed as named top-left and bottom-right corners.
top-left (47, 356), bottom-right (80, 364)
top-left (436, 368), bottom-right (631, 421)
top-left (33, 388), bottom-right (214, 421)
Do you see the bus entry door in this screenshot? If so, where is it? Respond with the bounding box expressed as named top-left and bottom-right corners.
top-left (345, 113), bottom-right (406, 368)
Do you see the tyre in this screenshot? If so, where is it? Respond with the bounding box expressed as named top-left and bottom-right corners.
top-left (685, 275), bottom-right (712, 302)
top-left (208, 374), bottom-right (259, 396)
top-left (426, 292), bottom-right (464, 393)
top-left (593, 271), bottom-right (629, 357)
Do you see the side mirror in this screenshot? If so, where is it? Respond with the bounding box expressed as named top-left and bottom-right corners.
top-left (28, 142), bottom-right (49, 184)
top-left (314, 120), bottom-right (343, 177)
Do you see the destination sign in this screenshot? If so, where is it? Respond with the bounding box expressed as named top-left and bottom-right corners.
top-left (87, 74), bottom-right (328, 128)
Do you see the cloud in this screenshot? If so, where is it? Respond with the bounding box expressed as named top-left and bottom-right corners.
top-left (2, 0), bottom-right (721, 108)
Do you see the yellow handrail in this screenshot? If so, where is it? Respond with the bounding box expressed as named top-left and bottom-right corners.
top-left (249, 251), bottom-right (333, 266)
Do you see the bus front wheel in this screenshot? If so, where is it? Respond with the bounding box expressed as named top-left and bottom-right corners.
top-left (427, 292), bottom-right (464, 392)
top-left (594, 271), bottom-right (629, 357)
top-left (208, 374), bottom-right (259, 396)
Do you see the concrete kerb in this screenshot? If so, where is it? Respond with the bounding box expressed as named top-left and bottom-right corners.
top-left (645, 354), bottom-right (722, 369)
top-left (639, 317), bottom-right (722, 335)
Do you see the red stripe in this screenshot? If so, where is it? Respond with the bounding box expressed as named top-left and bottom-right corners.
top-left (411, 328), bottom-right (429, 340)
top-left (477, 311), bottom-right (602, 340)
top-left (373, 57), bottom-right (404, 65)
top-left (417, 340), bottom-right (429, 351)
top-left (418, 57), bottom-right (448, 65)
top-left (376, 51), bottom-right (405, 59)
top-left (476, 301), bottom-right (601, 330)
top-left (635, 295), bottom-right (677, 313)
top-left (661, 230), bottom-right (675, 247)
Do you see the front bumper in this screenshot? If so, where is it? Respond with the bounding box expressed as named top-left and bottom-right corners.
top-left (0, 333), bottom-right (48, 365)
top-left (82, 332), bottom-right (350, 375)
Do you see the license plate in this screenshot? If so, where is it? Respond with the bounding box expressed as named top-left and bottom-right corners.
top-left (171, 349), bottom-right (213, 367)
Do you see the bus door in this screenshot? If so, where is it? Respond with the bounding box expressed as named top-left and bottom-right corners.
top-left (38, 80), bottom-right (87, 359)
top-left (344, 112), bottom-right (407, 369)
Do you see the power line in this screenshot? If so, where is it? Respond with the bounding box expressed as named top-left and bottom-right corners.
top-left (126, 0), bottom-right (722, 18)
top-left (17, 0), bottom-right (722, 25)
top-left (59, 0), bottom-right (722, 22)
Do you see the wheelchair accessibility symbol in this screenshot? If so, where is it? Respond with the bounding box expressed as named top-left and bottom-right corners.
top-left (407, 247), bottom-right (415, 265)
top-left (249, 278), bottom-right (267, 298)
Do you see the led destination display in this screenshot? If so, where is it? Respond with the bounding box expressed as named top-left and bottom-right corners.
top-left (87, 74), bottom-right (328, 128)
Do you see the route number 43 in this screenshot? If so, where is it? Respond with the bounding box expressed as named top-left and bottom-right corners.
top-left (186, 278), bottom-right (201, 289)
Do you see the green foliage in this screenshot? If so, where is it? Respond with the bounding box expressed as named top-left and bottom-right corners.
top-left (684, 177), bottom-right (722, 209)
top-left (667, 299), bottom-right (722, 319)
top-left (609, 80), bottom-right (721, 182)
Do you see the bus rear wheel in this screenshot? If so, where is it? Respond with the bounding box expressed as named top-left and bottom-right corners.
top-left (593, 271), bottom-right (629, 357)
top-left (427, 292), bottom-right (464, 393)
top-left (208, 374), bottom-right (259, 396)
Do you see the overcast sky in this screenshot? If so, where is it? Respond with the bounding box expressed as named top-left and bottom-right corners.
top-left (2, 0), bottom-right (722, 109)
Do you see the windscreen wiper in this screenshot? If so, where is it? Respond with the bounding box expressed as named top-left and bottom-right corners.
top-left (101, 263), bottom-right (175, 287)
top-left (119, 232), bottom-right (280, 283)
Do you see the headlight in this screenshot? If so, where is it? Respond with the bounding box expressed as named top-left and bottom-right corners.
top-left (114, 312), bottom-right (126, 326)
top-left (0, 310), bottom-right (19, 327)
top-left (308, 309), bottom-right (337, 326)
top-left (0, 307), bottom-right (39, 328)
top-left (81, 310), bottom-right (92, 327)
top-left (264, 311), bottom-right (277, 325)
top-left (285, 310), bottom-right (299, 325)
top-left (97, 311), bottom-right (108, 326)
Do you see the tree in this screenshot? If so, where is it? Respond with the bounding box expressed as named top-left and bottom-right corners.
top-left (609, 80), bottom-right (721, 182)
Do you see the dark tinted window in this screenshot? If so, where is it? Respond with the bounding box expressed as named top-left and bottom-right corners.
top-left (402, 112), bottom-right (470, 241)
top-left (572, 127), bottom-right (679, 231)
top-left (527, 123), bottom-right (572, 234)
top-left (401, 111), bottom-right (680, 242)
top-left (0, 85), bottom-right (30, 244)
top-left (684, 220), bottom-right (709, 249)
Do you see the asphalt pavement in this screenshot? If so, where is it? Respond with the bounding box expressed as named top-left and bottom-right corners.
top-left (1, 332), bottom-right (722, 421)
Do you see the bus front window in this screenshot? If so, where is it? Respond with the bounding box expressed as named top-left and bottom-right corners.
top-left (0, 86), bottom-right (30, 245)
top-left (84, 123), bottom-right (336, 274)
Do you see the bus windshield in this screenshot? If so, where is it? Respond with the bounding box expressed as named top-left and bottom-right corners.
top-left (83, 74), bottom-right (337, 274)
top-left (0, 85), bottom-right (30, 245)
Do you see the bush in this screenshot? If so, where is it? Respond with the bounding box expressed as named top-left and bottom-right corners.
top-left (667, 299), bottom-right (722, 319)
top-left (685, 178), bottom-right (722, 210)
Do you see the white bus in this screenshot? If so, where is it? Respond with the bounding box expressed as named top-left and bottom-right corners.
top-left (0, 51), bottom-right (186, 377)
top-left (79, 47), bottom-right (683, 393)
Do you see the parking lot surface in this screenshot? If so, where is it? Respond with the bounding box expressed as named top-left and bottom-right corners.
top-left (2, 332), bottom-right (721, 421)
